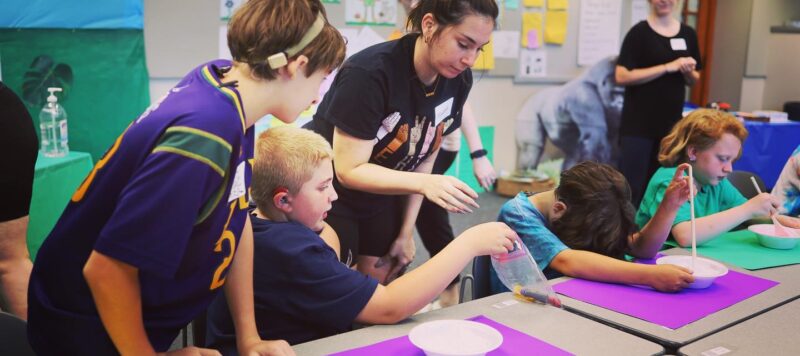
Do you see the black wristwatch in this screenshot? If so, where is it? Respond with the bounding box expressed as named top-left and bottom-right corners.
top-left (470, 149), bottom-right (488, 159)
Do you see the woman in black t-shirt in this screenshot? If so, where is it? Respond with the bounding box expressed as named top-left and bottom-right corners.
top-left (615, 0), bottom-right (701, 207)
top-left (308, 0), bottom-right (498, 283)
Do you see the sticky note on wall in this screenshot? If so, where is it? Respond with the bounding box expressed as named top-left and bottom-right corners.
top-left (472, 36), bottom-right (495, 70)
top-left (521, 12), bottom-right (542, 48)
top-left (548, 0), bottom-right (568, 10)
top-left (523, 0), bottom-right (543, 7)
top-left (526, 29), bottom-right (540, 49)
top-left (544, 11), bottom-right (568, 44)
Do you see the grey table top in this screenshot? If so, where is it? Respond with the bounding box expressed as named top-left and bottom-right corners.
top-left (679, 297), bottom-right (800, 356)
top-left (293, 292), bottom-right (664, 356)
top-left (552, 248), bottom-right (800, 350)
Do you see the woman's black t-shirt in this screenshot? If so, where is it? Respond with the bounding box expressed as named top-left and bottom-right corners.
top-left (618, 21), bottom-right (702, 140)
top-left (308, 34), bottom-right (472, 217)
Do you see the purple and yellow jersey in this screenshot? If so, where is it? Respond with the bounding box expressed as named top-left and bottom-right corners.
top-left (28, 60), bottom-right (254, 352)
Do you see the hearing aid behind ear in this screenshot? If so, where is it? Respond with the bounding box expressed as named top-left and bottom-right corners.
top-left (272, 187), bottom-right (289, 204)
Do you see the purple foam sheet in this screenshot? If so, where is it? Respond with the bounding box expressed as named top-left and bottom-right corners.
top-left (552, 255), bottom-right (779, 329)
top-left (331, 315), bottom-right (574, 355)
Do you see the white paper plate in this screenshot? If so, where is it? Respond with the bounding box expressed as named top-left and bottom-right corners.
top-left (749, 224), bottom-right (800, 249)
top-left (656, 255), bottom-right (728, 289)
top-left (408, 320), bottom-right (503, 356)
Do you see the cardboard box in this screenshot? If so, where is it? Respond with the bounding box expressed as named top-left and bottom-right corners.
top-left (495, 177), bottom-right (555, 197)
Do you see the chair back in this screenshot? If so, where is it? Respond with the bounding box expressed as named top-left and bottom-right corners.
top-left (0, 312), bottom-right (36, 356)
top-left (471, 255), bottom-right (493, 300)
top-left (726, 170), bottom-right (766, 199)
top-left (192, 311), bottom-right (207, 347)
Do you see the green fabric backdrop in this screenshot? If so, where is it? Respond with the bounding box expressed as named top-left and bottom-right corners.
top-left (0, 29), bottom-right (150, 162)
top-left (444, 126), bottom-right (495, 192)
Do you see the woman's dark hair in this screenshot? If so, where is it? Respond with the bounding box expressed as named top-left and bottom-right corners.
top-left (406, 0), bottom-right (499, 41)
top-left (227, 0), bottom-right (345, 80)
top-left (550, 161), bottom-right (637, 259)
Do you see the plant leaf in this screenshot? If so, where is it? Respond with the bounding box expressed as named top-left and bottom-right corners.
top-left (22, 55), bottom-right (74, 109)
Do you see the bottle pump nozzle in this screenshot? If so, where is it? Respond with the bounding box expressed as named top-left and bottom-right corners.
top-left (46, 87), bottom-right (62, 103)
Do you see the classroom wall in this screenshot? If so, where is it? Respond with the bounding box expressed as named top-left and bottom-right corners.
top-left (763, 33), bottom-right (800, 111)
top-left (705, 0), bottom-right (800, 112)
top-left (143, 0), bottom-right (799, 174)
top-left (143, 0), bottom-right (567, 174)
top-left (707, 0), bottom-right (751, 110)
top-left (739, 0), bottom-right (800, 111)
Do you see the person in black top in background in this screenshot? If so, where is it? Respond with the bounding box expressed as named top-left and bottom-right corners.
top-left (615, 0), bottom-right (701, 207)
top-left (0, 82), bottom-right (38, 320)
top-left (0, 82), bottom-right (37, 320)
top-left (307, 0), bottom-right (498, 284)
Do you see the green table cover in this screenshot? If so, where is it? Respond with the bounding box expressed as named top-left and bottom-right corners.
top-left (27, 151), bottom-right (93, 260)
top-left (675, 229), bottom-right (800, 270)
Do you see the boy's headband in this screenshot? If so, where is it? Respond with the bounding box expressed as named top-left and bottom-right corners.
top-left (267, 12), bottom-right (326, 69)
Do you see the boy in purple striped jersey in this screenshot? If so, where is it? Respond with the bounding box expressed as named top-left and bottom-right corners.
top-left (26, 1), bottom-right (344, 355)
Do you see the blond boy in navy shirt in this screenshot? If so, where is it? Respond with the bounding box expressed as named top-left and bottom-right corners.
top-left (205, 126), bottom-right (517, 351)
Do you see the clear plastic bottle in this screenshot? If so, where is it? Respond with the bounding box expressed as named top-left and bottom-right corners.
top-left (39, 87), bottom-right (69, 157)
top-left (491, 237), bottom-right (562, 307)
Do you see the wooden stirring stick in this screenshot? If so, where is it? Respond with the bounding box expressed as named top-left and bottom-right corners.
top-left (688, 165), bottom-right (696, 271)
top-left (751, 176), bottom-right (798, 237)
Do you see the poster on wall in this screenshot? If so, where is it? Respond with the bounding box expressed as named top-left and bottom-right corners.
top-left (519, 48), bottom-right (547, 78)
top-left (220, 0), bottom-right (245, 21)
top-left (345, 0), bottom-right (397, 26)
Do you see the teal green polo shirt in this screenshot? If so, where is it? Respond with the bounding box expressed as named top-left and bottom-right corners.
top-left (635, 166), bottom-right (747, 229)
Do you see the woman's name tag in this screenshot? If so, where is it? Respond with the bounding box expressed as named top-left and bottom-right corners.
top-left (670, 38), bottom-right (687, 51)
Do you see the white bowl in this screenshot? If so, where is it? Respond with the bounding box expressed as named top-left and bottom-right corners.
top-left (656, 255), bottom-right (728, 289)
top-left (749, 224), bottom-right (800, 250)
top-left (408, 320), bottom-right (503, 356)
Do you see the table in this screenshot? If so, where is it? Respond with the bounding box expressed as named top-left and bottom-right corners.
top-left (679, 298), bottom-right (800, 356)
top-left (733, 121), bottom-right (800, 188)
top-left (553, 248), bottom-right (797, 353)
top-left (27, 151), bottom-right (93, 260)
top-left (294, 293), bottom-right (664, 355)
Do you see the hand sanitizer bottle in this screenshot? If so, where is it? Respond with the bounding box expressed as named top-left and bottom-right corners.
top-left (39, 87), bottom-right (69, 157)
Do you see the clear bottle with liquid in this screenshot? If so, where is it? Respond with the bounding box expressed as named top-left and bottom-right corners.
top-left (39, 87), bottom-right (69, 157)
top-left (491, 237), bottom-right (562, 307)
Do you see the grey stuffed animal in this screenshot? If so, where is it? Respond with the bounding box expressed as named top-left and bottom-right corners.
top-left (516, 56), bottom-right (624, 171)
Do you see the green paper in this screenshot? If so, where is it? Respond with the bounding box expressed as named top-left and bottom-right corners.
top-left (686, 229), bottom-right (800, 270)
top-left (28, 151), bottom-right (94, 260)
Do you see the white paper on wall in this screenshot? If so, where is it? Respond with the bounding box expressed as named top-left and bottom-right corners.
top-left (219, 25), bottom-right (232, 60)
top-left (492, 30), bottom-right (521, 59)
top-left (345, 0), bottom-right (397, 26)
top-left (630, 0), bottom-right (648, 28)
top-left (578, 0), bottom-right (622, 66)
